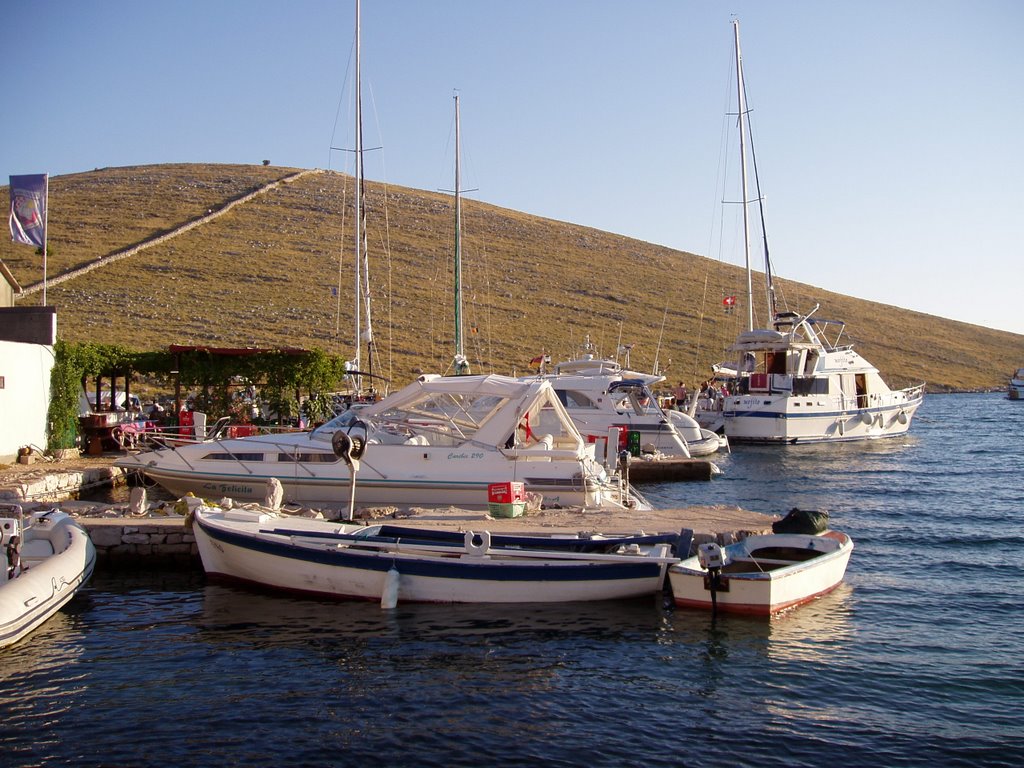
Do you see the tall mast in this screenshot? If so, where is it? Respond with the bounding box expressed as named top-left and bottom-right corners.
top-left (453, 93), bottom-right (467, 374)
top-left (352, 0), bottom-right (363, 383)
top-left (351, 0), bottom-right (374, 389)
top-left (734, 19), bottom-right (755, 332)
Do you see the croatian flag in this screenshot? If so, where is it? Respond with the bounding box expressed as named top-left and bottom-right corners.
top-left (9, 173), bottom-right (48, 247)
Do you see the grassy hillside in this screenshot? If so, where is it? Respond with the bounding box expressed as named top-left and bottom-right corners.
top-left (3, 163), bottom-right (1022, 392)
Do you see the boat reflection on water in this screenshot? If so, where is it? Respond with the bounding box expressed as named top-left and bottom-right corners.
top-left (667, 582), bottom-right (854, 660)
top-left (0, 610), bottom-right (87, 724)
top-left (199, 583), bottom-right (669, 648)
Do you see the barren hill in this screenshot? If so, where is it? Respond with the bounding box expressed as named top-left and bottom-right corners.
top-left (3, 163), bottom-right (1021, 391)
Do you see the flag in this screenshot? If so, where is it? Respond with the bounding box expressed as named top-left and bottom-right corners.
top-left (9, 173), bottom-right (48, 248)
top-left (529, 355), bottom-right (545, 369)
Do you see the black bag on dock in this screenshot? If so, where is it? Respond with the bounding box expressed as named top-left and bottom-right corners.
top-left (772, 508), bottom-right (829, 534)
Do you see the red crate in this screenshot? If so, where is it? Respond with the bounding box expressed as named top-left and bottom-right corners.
top-left (488, 481), bottom-right (525, 504)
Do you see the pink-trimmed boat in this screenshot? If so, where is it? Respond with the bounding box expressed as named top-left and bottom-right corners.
top-left (668, 530), bottom-right (853, 616)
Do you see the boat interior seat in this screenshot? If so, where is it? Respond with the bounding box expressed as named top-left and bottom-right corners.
top-left (403, 435), bottom-right (429, 446)
top-left (20, 537), bottom-right (55, 566)
top-left (522, 434), bottom-right (554, 451)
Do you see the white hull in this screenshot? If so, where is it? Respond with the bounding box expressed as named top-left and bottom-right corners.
top-left (121, 374), bottom-right (647, 511)
top-left (0, 510), bottom-right (96, 648)
top-left (132, 439), bottom-right (615, 510)
top-left (193, 508), bottom-right (675, 604)
top-left (668, 531), bottom-right (853, 615)
top-left (1009, 370), bottom-right (1024, 400)
top-left (723, 392), bottom-right (923, 444)
top-left (536, 363), bottom-right (726, 460)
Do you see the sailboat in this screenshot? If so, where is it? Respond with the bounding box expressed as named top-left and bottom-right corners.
top-left (119, 5), bottom-right (652, 512)
top-left (703, 20), bottom-right (924, 444)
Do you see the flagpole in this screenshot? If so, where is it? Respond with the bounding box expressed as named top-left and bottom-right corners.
top-left (42, 174), bottom-right (48, 306)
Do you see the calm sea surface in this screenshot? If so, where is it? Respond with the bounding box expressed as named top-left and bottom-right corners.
top-left (2, 393), bottom-right (1022, 767)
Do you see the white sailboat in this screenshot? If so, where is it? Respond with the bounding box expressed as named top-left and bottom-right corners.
top-left (703, 21), bottom-right (924, 444)
top-left (120, 373), bottom-right (650, 511)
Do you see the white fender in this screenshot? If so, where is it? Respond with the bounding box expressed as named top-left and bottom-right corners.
top-left (381, 566), bottom-right (400, 610)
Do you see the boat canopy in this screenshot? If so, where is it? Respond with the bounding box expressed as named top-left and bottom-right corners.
top-left (311, 374), bottom-right (586, 451)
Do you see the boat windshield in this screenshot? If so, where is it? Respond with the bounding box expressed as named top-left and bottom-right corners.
top-left (608, 383), bottom-right (662, 417)
top-left (310, 391), bottom-right (512, 447)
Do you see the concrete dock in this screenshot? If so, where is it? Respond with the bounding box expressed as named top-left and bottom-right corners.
top-left (1, 453), bottom-right (776, 566)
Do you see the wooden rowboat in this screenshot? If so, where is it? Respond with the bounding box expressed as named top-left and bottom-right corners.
top-left (668, 530), bottom-right (853, 616)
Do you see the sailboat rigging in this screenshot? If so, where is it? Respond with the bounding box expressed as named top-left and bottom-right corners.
top-left (352, 0), bottom-right (374, 390)
top-left (452, 93), bottom-right (470, 375)
top-left (732, 19), bottom-right (776, 328)
top-left (331, 0), bottom-right (386, 395)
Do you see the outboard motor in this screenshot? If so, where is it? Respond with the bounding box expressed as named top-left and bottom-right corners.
top-left (0, 511), bottom-right (22, 583)
top-left (698, 542), bottom-right (729, 614)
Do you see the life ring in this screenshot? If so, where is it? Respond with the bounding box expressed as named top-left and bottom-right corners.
top-left (464, 530), bottom-right (491, 557)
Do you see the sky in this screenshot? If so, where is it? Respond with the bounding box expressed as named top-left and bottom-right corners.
top-left (3, 0), bottom-right (1022, 335)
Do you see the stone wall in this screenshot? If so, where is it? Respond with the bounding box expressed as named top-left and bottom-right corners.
top-left (81, 518), bottom-right (199, 568)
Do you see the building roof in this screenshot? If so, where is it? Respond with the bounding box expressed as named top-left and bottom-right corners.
top-left (0, 259), bottom-right (22, 293)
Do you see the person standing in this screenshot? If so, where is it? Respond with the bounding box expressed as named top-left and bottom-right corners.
top-left (674, 382), bottom-right (688, 409)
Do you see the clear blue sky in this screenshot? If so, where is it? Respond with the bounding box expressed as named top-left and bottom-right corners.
top-left (4, 1), bottom-right (1022, 335)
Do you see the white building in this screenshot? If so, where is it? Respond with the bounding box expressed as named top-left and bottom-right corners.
top-left (0, 261), bottom-right (57, 463)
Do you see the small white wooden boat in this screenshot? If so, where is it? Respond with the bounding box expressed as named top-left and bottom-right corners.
top-left (1, 506), bottom-right (97, 648)
top-left (191, 505), bottom-right (682, 606)
top-left (668, 530), bottom-right (853, 616)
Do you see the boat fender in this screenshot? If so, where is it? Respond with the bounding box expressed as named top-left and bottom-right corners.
top-left (464, 530), bottom-right (491, 557)
top-left (860, 412), bottom-right (873, 425)
top-left (381, 566), bottom-right (400, 610)
top-left (897, 410), bottom-right (908, 425)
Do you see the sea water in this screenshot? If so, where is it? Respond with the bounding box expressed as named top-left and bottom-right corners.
top-left (1, 393), bottom-right (1021, 767)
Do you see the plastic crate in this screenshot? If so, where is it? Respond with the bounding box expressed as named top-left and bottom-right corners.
top-left (487, 482), bottom-right (525, 504)
top-left (488, 502), bottom-right (525, 519)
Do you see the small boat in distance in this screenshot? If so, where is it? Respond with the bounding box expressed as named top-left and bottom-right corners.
top-left (1, 506), bottom-right (96, 648)
top-left (668, 527), bottom-right (853, 616)
top-left (191, 505), bottom-right (683, 606)
top-left (1009, 368), bottom-right (1024, 400)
